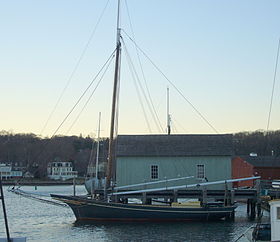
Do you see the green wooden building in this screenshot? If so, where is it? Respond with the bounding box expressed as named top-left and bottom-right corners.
top-left (116, 134), bottom-right (233, 190)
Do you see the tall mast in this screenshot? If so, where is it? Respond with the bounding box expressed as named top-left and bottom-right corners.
top-left (106, 0), bottom-right (121, 189)
top-left (95, 112), bottom-right (101, 180)
top-left (167, 87), bottom-right (171, 135)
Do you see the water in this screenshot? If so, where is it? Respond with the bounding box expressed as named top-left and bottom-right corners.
top-left (0, 185), bottom-right (269, 241)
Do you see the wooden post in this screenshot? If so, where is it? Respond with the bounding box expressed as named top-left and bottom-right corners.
top-left (224, 181), bottom-right (228, 206)
top-left (104, 177), bottom-right (107, 200)
top-left (73, 177), bottom-right (76, 196)
top-left (230, 210), bottom-right (235, 220)
top-left (0, 178), bottom-right (11, 242)
top-left (173, 190), bottom-right (178, 203)
top-left (257, 202), bottom-right (262, 218)
top-left (202, 187), bottom-right (207, 205)
top-left (255, 179), bottom-right (262, 218)
top-left (247, 199), bottom-right (250, 214)
top-left (230, 190), bottom-right (235, 206)
top-left (91, 179), bottom-right (94, 199)
top-left (113, 195), bottom-right (118, 203)
top-left (250, 200), bottom-right (256, 219)
top-left (142, 192), bottom-right (147, 204)
top-left (253, 200), bottom-right (256, 218)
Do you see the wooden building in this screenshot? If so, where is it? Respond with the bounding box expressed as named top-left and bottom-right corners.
top-left (116, 134), bottom-right (233, 190)
top-left (232, 156), bottom-right (280, 188)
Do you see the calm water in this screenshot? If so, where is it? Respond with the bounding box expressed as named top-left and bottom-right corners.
top-left (0, 185), bottom-right (269, 242)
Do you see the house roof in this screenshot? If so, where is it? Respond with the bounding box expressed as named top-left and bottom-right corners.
top-left (117, 134), bottom-right (233, 157)
top-left (241, 156), bottom-right (280, 168)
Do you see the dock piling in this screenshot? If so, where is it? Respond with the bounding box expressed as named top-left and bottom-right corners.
top-left (73, 177), bottom-right (76, 196)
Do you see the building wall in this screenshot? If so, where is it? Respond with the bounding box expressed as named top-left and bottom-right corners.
top-left (0, 164), bottom-right (24, 179)
top-left (254, 167), bottom-right (280, 180)
top-left (116, 156), bottom-right (231, 190)
top-left (0, 164), bottom-right (12, 179)
top-left (232, 157), bottom-right (280, 187)
top-left (232, 157), bottom-right (254, 187)
top-left (11, 170), bottom-right (23, 178)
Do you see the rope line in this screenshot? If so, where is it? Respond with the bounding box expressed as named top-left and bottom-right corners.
top-left (266, 38), bottom-right (280, 132)
top-left (40, 0), bottom-right (111, 136)
top-left (122, 37), bottom-right (163, 133)
top-left (122, 29), bottom-right (219, 134)
top-left (124, 0), bottom-right (164, 133)
top-left (11, 50), bottom-right (116, 188)
top-left (51, 49), bottom-right (116, 138)
top-left (9, 188), bottom-right (68, 208)
top-left (65, 53), bottom-right (115, 134)
top-left (122, 39), bottom-right (152, 133)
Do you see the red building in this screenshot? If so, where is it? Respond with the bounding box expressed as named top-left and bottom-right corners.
top-left (232, 156), bottom-right (280, 188)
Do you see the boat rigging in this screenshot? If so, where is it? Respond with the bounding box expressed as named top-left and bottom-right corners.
top-left (106, 0), bottom-right (122, 191)
top-left (50, 0), bottom-right (260, 222)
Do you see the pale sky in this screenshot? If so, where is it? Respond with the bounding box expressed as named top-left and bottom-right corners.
top-left (1, 0), bottom-right (280, 137)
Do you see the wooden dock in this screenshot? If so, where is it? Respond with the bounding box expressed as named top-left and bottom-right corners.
top-left (104, 187), bottom-right (261, 218)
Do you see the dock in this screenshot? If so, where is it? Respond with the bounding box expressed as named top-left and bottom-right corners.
top-left (90, 187), bottom-right (262, 219)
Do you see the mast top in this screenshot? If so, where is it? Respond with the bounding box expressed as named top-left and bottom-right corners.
top-left (116, 0), bottom-right (121, 44)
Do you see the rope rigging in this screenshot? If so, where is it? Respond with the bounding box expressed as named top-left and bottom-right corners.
top-left (266, 38), bottom-right (280, 132)
top-left (51, 49), bottom-right (117, 138)
top-left (11, 49), bottom-right (116, 188)
top-left (121, 29), bottom-right (219, 134)
top-left (122, 38), bottom-right (152, 133)
top-left (124, 0), bottom-right (164, 133)
top-left (122, 37), bottom-right (165, 133)
top-left (122, 35), bottom-right (194, 178)
top-left (9, 188), bottom-right (68, 208)
top-left (12, 2), bottom-right (114, 190)
top-left (65, 53), bottom-right (115, 135)
top-left (40, 0), bottom-right (111, 136)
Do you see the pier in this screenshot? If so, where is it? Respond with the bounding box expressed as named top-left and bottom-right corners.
top-left (111, 188), bottom-right (261, 218)
top-left (88, 186), bottom-right (263, 219)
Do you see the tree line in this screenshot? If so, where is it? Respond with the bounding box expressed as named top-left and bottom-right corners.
top-left (233, 130), bottom-right (280, 157)
top-left (0, 130), bottom-right (108, 178)
top-left (0, 130), bottom-right (279, 178)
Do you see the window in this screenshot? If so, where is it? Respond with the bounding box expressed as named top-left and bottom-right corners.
top-left (197, 164), bottom-right (205, 179)
top-left (151, 165), bottom-right (158, 179)
top-left (277, 207), bottom-right (280, 220)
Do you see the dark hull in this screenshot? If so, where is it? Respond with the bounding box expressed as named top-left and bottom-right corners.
top-left (51, 194), bottom-right (236, 222)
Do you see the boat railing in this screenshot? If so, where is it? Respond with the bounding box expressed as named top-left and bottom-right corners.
top-left (111, 176), bottom-right (261, 196)
top-left (114, 176), bottom-right (194, 191)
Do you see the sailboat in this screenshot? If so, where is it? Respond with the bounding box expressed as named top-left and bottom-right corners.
top-left (84, 112), bottom-right (106, 195)
top-left (51, 0), bottom-right (258, 222)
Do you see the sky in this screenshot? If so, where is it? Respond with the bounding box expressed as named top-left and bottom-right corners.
top-left (1, 0), bottom-right (280, 137)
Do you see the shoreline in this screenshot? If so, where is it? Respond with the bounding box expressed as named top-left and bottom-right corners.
top-left (1, 179), bottom-right (85, 186)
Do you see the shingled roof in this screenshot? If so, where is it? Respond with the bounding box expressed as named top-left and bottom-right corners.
top-left (241, 156), bottom-right (280, 168)
top-left (117, 134), bottom-right (233, 157)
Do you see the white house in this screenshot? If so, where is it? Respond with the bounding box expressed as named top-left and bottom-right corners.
top-left (0, 163), bottom-right (12, 179)
top-left (0, 163), bottom-right (23, 179)
top-left (47, 161), bottom-right (78, 181)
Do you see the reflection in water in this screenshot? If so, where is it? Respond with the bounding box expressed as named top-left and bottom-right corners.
top-left (0, 185), bottom-right (269, 242)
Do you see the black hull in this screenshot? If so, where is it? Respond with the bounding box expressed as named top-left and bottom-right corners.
top-left (51, 194), bottom-right (236, 222)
